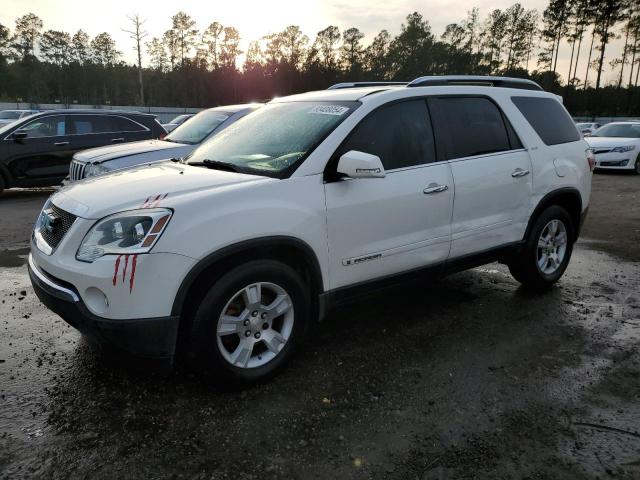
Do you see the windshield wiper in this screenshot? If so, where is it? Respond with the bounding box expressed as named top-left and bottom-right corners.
top-left (196, 159), bottom-right (242, 173)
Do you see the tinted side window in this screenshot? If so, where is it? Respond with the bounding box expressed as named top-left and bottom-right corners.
top-left (71, 115), bottom-right (119, 135)
top-left (339, 100), bottom-right (436, 170)
top-left (429, 97), bottom-right (511, 160)
top-left (22, 115), bottom-right (66, 137)
top-left (116, 116), bottom-right (146, 132)
top-left (511, 96), bottom-right (580, 145)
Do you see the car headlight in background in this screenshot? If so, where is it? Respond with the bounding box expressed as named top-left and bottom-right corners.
top-left (76, 208), bottom-right (172, 262)
top-left (611, 145), bottom-right (635, 153)
top-left (86, 163), bottom-right (111, 178)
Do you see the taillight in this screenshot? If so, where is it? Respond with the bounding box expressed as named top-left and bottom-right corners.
top-left (159, 132), bottom-right (167, 140)
top-left (586, 148), bottom-right (595, 171)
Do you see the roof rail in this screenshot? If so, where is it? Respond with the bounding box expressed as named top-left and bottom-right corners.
top-left (327, 81), bottom-right (407, 90)
top-left (407, 75), bottom-right (543, 91)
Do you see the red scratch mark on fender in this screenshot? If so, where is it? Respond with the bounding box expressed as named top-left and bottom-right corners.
top-left (112, 255), bottom-right (123, 286)
top-left (122, 254), bottom-right (130, 283)
top-left (150, 193), bottom-right (169, 208)
top-left (140, 193), bottom-right (169, 209)
top-left (129, 254), bottom-right (138, 294)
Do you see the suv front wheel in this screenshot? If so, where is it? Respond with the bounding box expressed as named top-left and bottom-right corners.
top-left (508, 205), bottom-right (574, 289)
top-left (188, 260), bottom-right (311, 386)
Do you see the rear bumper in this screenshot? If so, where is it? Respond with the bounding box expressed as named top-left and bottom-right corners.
top-left (29, 253), bottom-right (179, 359)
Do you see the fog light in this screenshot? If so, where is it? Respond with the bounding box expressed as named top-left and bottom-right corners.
top-left (85, 287), bottom-right (109, 314)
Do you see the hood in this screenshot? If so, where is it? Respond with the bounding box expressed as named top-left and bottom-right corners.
top-left (73, 139), bottom-right (187, 164)
top-left (51, 162), bottom-right (271, 219)
top-left (584, 136), bottom-right (638, 148)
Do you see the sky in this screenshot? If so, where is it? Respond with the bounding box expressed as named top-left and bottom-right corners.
top-left (1, 0), bottom-right (628, 86)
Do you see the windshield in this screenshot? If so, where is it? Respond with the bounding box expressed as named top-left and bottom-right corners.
top-left (166, 110), bottom-right (231, 144)
top-left (592, 124), bottom-right (640, 138)
top-left (0, 111), bottom-right (21, 120)
top-left (186, 101), bottom-right (359, 177)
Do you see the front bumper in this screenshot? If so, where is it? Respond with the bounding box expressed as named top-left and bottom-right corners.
top-left (29, 253), bottom-right (179, 359)
top-left (594, 154), bottom-right (635, 170)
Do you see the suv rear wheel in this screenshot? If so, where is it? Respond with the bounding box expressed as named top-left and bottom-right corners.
top-left (508, 205), bottom-right (574, 289)
top-left (188, 260), bottom-right (311, 386)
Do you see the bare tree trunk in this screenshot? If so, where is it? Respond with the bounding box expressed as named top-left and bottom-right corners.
top-left (629, 37), bottom-right (638, 88)
top-left (552, 32), bottom-right (561, 74)
top-left (572, 27), bottom-right (584, 84)
top-left (617, 24), bottom-right (630, 89)
top-left (584, 28), bottom-right (596, 90)
top-left (123, 14), bottom-right (147, 105)
top-left (567, 37), bottom-right (576, 86)
top-left (595, 23), bottom-right (609, 90)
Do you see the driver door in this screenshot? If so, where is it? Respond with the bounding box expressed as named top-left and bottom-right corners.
top-left (324, 99), bottom-right (454, 290)
top-left (5, 114), bottom-right (73, 185)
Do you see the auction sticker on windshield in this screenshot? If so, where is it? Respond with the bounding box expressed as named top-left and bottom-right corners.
top-left (308, 105), bottom-right (350, 116)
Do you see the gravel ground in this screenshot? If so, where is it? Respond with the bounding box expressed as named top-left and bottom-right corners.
top-left (0, 174), bottom-right (639, 479)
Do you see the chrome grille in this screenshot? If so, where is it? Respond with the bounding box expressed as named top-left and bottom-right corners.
top-left (593, 148), bottom-right (612, 155)
top-left (69, 160), bottom-right (88, 181)
top-left (38, 204), bottom-right (77, 250)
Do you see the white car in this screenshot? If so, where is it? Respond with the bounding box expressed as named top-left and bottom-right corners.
top-left (162, 114), bottom-right (195, 133)
top-left (29, 76), bottom-right (592, 385)
top-left (68, 105), bottom-right (260, 181)
top-left (575, 122), bottom-right (601, 136)
top-left (0, 109), bottom-right (39, 127)
top-left (584, 122), bottom-right (640, 174)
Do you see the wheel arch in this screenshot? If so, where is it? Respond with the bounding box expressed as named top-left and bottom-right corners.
top-left (525, 187), bottom-right (583, 242)
top-left (171, 236), bottom-right (324, 345)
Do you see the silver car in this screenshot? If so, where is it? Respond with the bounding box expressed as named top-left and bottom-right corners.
top-left (68, 104), bottom-right (260, 181)
top-left (0, 109), bottom-right (39, 127)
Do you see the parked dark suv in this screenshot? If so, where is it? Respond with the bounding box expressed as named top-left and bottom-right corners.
top-left (0, 110), bottom-right (166, 193)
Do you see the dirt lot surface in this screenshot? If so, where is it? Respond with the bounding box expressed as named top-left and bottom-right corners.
top-left (0, 174), bottom-right (639, 479)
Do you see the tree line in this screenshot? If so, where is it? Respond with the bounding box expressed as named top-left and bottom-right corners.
top-left (0, 0), bottom-right (639, 116)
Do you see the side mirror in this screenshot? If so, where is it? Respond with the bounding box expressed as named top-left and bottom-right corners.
top-left (12, 131), bottom-right (28, 142)
top-left (337, 150), bottom-right (386, 179)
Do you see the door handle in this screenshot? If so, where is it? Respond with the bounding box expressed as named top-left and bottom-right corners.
top-left (423, 183), bottom-right (449, 194)
top-left (111, 138), bottom-right (125, 143)
top-left (511, 168), bottom-right (530, 178)
top-left (54, 141), bottom-right (69, 146)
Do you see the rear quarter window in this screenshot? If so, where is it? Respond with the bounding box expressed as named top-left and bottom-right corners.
top-left (116, 116), bottom-right (147, 132)
top-left (511, 96), bottom-right (580, 146)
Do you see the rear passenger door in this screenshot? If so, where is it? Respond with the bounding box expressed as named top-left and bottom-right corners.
top-left (69, 114), bottom-right (150, 152)
top-left (324, 99), bottom-right (454, 290)
top-left (428, 96), bottom-right (532, 258)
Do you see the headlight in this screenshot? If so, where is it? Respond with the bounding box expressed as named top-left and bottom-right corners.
top-left (611, 145), bottom-right (635, 153)
top-left (76, 208), bottom-right (172, 262)
top-left (86, 163), bottom-right (110, 178)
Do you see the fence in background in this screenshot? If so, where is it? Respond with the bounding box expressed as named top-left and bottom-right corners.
top-left (0, 102), bottom-right (203, 124)
top-left (573, 116), bottom-right (639, 123)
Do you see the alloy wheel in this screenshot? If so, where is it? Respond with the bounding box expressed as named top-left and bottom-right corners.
top-left (216, 282), bottom-right (294, 368)
top-left (536, 219), bottom-right (568, 275)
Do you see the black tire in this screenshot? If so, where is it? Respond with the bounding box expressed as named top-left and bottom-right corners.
top-left (508, 205), bottom-right (574, 289)
top-left (187, 260), bottom-right (311, 386)
top-left (634, 154), bottom-right (640, 175)
top-left (0, 174), bottom-right (4, 196)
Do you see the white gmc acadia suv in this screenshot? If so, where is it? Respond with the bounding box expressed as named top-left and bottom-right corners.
top-left (29, 76), bottom-right (593, 385)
